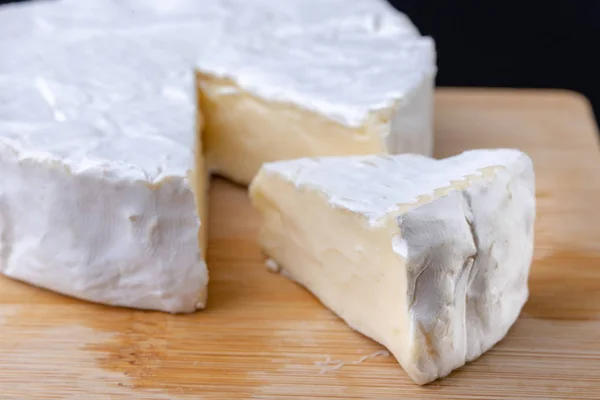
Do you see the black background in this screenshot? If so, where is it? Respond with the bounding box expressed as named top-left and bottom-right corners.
top-left (389, 0), bottom-right (600, 124)
top-left (2, 0), bottom-right (599, 126)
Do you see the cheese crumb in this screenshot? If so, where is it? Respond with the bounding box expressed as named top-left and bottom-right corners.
top-left (265, 259), bottom-right (281, 273)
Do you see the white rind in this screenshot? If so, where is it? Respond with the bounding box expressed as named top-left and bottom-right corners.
top-left (0, 14), bottom-right (209, 313)
top-left (387, 73), bottom-right (435, 155)
top-left (256, 149), bottom-right (536, 384)
top-left (398, 152), bottom-right (535, 383)
top-left (0, 140), bottom-right (207, 313)
top-left (0, 0), bottom-right (419, 38)
top-left (262, 149), bottom-right (526, 224)
top-left (0, 26), bottom-right (201, 181)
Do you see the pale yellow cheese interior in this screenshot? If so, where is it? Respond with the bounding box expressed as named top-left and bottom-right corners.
top-left (190, 109), bottom-right (210, 308)
top-left (197, 72), bottom-right (393, 185)
top-left (249, 170), bottom-right (412, 369)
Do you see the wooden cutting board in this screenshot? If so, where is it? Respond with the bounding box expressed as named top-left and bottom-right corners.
top-left (1, 89), bottom-right (599, 399)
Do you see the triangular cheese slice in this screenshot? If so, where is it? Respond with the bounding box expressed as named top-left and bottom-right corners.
top-left (249, 149), bottom-right (536, 384)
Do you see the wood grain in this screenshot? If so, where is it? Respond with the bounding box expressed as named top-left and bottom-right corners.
top-left (1, 89), bottom-right (599, 399)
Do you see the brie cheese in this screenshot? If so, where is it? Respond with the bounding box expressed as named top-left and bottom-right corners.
top-left (249, 149), bottom-right (536, 384)
top-left (0, 0), bottom-right (435, 312)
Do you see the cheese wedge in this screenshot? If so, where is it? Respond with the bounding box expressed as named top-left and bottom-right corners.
top-left (249, 149), bottom-right (536, 384)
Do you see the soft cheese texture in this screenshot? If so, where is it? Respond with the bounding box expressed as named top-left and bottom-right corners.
top-left (0, 0), bottom-right (433, 311)
top-left (249, 149), bottom-right (536, 384)
top-left (197, 14), bottom-right (435, 185)
top-left (199, 34), bottom-right (435, 184)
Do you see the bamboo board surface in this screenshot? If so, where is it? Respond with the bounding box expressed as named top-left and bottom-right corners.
top-left (1, 89), bottom-right (600, 399)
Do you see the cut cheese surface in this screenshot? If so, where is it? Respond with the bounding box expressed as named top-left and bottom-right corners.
top-left (198, 35), bottom-right (435, 184)
top-left (249, 149), bottom-right (536, 384)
